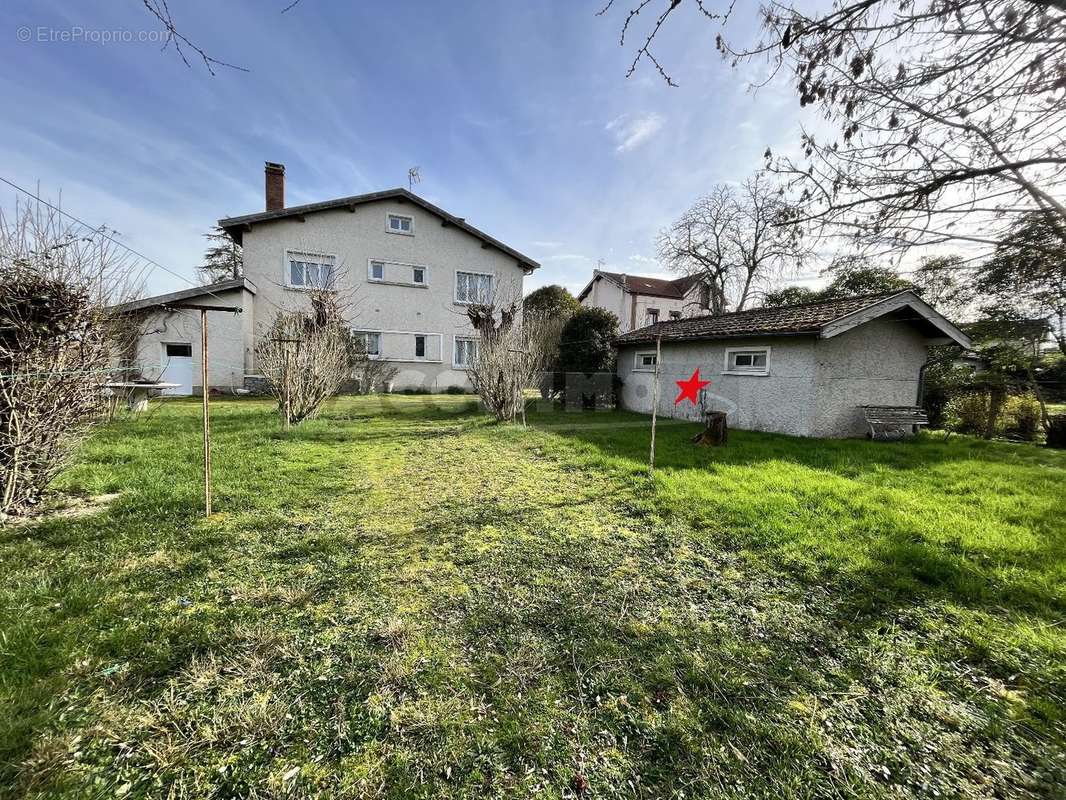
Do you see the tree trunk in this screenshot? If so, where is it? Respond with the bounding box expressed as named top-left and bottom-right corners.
top-left (984, 387), bottom-right (1006, 439)
top-left (692, 411), bottom-right (728, 446)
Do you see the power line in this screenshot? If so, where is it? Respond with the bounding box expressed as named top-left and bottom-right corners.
top-left (0, 175), bottom-right (232, 306)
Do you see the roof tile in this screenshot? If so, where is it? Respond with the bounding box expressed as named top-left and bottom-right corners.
top-left (615, 292), bottom-right (905, 345)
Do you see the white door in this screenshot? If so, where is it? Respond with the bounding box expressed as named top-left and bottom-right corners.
top-left (160, 343), bottom-right (193, 395)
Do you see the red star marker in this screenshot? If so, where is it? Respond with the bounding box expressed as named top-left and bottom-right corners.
top-left (674, 368), bottom-right (711, 406)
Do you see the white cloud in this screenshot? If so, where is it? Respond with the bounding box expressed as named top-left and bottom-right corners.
top-left (541, 253), bottom-right (592, 263)
top-left (531, 240), bottom-right (564, 248)
top-left (606, 113), bottom-right (665, 153)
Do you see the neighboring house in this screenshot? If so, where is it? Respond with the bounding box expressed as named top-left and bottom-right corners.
top-left (614, 290), bottom-right (972, 438)
top-left (577, 270), bottom-right (710, 333)
top-left (116, 162), bottom-right (540, 394)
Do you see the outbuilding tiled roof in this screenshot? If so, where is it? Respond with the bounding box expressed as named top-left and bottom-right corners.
top-left (614, 292), bottom-right (906, 345)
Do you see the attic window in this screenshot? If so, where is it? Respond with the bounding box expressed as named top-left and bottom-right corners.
top-left (724, 347), bottom-right (770, 376)
top-left (387, 213), bottom-right (413, 235)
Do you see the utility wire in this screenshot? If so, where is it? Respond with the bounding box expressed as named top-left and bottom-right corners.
top-left (0, 175), bottom-right (236, 307)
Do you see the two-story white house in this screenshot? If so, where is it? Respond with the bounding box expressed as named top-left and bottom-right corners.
top-left (577, 269), bottom-right (711, 333)
top-left (115, 163), bottom-right (539, 394)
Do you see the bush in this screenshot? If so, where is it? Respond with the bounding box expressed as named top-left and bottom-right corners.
top-left (944, 391), bottom-right (1043, 441)
top-left (944, 392), bottom-right (997, 436)
top-left (0, 206), bottom-right (133, 517)
top-left (443, 385), bottom-right (469, 395)
top-left (556, 308), bottom-right (619, 409)
top-left (1002, 394), bottom-right (1042, 441)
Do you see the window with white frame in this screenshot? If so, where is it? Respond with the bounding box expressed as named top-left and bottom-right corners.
top-left (455, 271), bottom-right (493, 304)
top-left (387, 213), bottom-right (413, 234)
top-left (352, 330), bottom-right (381, 357)
top-left (287, 251), bottom-right (336, 290)
top-left (454, 336), bottom-right (479, 368)
top-left (367, 259), bottom-right (428, 286)
top-left (634, 351), bottom-right (657, 371)
top-left (724, 347), bottom-right (770, 375)
top-left (646, 308), bottom-right (660, 325)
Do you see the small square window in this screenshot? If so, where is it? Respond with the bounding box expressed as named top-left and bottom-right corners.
top-left (353, 331), bottom-right (381, 357)
top-left (412, 266), bottom-right (425, 285)
top-left (635, 352), bottom-right (657, 371)
top-left (414, 335), bottom-right (426, 359)
top-left (646, 309), bottom-right (659, 325)
top-left (387, 214), bottom-right (413, 234)
top-left (370, 261), bottom-right (385, 281)
top-left (669, 311), bottom-right (681, 320)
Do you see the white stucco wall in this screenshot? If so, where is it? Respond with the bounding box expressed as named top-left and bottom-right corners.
top-left (240, 199), bottom-right (528, 391)
top-left (618, 336), bottom-right (820, 436)
top-left (617, 316), bottom-right (932, 439)
top-left (583, 278), bottom-right (627, 329)
top-left (130, 286), bottom-right (253, 393)
top-left (810, 316), bottom-right (928, 437)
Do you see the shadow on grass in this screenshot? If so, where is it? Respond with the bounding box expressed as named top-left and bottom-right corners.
top-left (528, 408), bottom-right (1066, 623)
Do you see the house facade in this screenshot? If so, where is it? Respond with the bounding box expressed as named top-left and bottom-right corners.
top-left (577, 269), bottom-right (710, 333)
top-left (614, 291), bottom-right (972, 438)
top-left (116, 163), bottom-right (539, 395)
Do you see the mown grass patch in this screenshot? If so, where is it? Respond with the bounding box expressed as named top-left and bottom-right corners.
top-left (1, 396), bottom-right (1064, 798)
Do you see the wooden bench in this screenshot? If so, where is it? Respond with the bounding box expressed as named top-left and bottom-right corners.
top-left (861, 405), bottom-right (929, 440)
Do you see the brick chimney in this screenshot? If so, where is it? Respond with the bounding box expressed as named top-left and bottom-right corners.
top-left (264, 162), bottom-right (285, 211)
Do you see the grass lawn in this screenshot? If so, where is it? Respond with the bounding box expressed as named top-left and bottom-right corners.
top-left (2, 396), bottom-right (1065, 798)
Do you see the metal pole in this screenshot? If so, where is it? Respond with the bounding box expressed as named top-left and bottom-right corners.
top-left (649, 334), bottom-right (661, 475)
top-left (200, 309), bottom-right (212, 517)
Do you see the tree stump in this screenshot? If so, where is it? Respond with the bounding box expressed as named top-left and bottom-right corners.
top-left (692, 410), bottom-right (728, 446)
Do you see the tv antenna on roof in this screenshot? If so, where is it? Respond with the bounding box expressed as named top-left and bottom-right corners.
top-left (408, 166), bottom-right (421, 191)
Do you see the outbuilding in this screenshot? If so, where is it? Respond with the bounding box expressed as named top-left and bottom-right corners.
top-left (614, 290), bottom-right (972, 438)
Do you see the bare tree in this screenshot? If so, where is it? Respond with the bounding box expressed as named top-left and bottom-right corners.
top-left (1, 204), bottom-right (139, 517)
top-left (600, 1), bottom-right (1066, 257)
top-left (140, 0), bottom-right (247, 74)
top-left (658, 175), bottom-right (802, 313)
top-left (466, 300), bottom-right (555, 422)
top-left (255, 290), bottom-right (355, 425)
top-left (350, 341), bottom-right (399, 395)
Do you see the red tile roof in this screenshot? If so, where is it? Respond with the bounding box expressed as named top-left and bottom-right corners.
top-left (615, 292), bottom-right (906, 345)
top-left (580, 270), bottom-right (700, 300)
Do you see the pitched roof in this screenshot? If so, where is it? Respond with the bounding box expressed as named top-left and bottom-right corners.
top-left (615, 290), bottom-right (972, 348)
top-left (218, 188), bottom-right (539, 270)
top-left (110, 277), bottom-right (255, 314)
top-left (576, 270), bottom-right (700, 301)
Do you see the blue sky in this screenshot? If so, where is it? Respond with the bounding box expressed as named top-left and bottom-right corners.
top-left (2, 0), bottom-right (805, 297)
